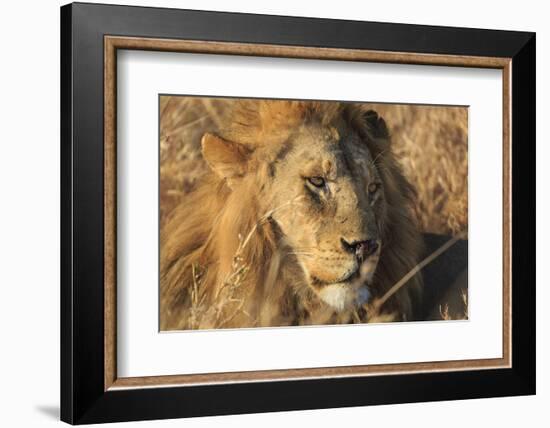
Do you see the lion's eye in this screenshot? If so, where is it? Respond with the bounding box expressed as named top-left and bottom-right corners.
top-left (307, 176), bottom-right (326, 188)
top-left (368, 182), bottom-right (381, 194)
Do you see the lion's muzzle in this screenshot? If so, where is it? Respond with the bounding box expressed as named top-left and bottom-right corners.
top-left (308, 238), bottom-right (382, 312)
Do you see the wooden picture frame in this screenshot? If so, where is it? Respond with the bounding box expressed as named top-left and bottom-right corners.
top-left (61, 2), bottom-right (535, 424)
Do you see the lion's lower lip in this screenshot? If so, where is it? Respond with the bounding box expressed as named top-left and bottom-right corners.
top-left (312, 268), bottom-right (359, 287)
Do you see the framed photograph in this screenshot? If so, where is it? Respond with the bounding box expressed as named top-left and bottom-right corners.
top-left (60, 2), bottom-right (535, 424)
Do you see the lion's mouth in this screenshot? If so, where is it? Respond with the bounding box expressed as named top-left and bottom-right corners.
top-left (311, 266), bottom-right (360, 288)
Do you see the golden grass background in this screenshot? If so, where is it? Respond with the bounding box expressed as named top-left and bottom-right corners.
top-left (160, 96), bottom-right (468, 237)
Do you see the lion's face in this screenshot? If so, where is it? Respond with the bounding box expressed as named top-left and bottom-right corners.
top-left (264, 124), bottom-right (385, 311)
top-left (202, 117), bottom-right (386, 313)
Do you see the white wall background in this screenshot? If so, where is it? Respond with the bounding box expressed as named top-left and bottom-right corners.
top-left (0, 1), bottom-right (545, 427)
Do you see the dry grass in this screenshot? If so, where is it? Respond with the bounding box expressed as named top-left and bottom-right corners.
top-left (160, 97), bottom-right (230, 222)
top-left (159, 96), bottom-right (469, 325)
top-left (440, 289), bottom-right (468, 321)
top-left (373, 104), bottom-right (468, 236)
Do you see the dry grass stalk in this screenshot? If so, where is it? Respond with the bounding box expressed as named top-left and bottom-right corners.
top-left (438, 287), bottom-right (468, 321)
top-left (439, 304), bottom-right (451, 321)
top-left (461, 289), bottom-right (468, 319)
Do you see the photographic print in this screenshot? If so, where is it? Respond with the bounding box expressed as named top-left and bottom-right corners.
top-left (159, 96), bottom-right (468, 331)
top-left (61, 6), bottom-right (534, 422)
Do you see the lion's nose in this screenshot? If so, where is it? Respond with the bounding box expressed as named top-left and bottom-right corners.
top-left (341, 238), bottom-right (379, 262)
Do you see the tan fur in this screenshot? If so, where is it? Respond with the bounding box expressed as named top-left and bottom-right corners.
top-left (160, 100), bottom-right (423, 330)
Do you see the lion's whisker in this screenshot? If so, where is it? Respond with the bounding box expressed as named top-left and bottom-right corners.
top-left (370, 149), bottom-right (387, 167)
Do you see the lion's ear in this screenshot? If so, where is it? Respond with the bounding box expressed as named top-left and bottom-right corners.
top-left (201, 133), bottom-right (250, 180)
top-left (363, 110), bottom-right (389, 140)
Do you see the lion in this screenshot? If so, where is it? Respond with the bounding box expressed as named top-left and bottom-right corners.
top-left (160, 100), bottom-right (423, 330)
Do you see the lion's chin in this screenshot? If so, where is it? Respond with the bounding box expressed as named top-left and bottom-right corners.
top-left (318, 284), bottom-right (371, 313)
